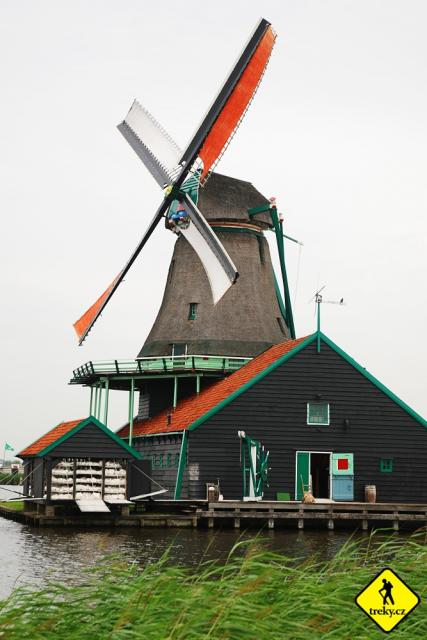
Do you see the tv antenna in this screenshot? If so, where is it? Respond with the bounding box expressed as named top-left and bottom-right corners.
top-left (309, 286), bottom-right (346, 351)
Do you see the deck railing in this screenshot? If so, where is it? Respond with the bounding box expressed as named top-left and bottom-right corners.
top-left (71, 354), bottom-right (251, 381)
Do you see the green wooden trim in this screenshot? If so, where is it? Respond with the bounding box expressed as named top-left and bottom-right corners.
top-left (247, 204), bottom-right (270, 216)
top-left (174, 431), bottom-right (188, 499)
top-left (129, 431), bottom-right (182, 439)
top-left (37, 416), bottom-right (142, 459)
top-left (319, 332), bottom-right (427, 428)
top-left (211, 226), bottom-right (263, 238)
top-left (188, 335), bottom-right (316, 432)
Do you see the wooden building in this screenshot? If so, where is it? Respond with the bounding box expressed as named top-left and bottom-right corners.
top-left (117, 333), bottom-right (427, 503)
top-left (18, 416), bottom-right (149, 513)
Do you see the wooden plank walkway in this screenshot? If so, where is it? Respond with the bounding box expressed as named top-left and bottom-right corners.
top-left (1, 500), bottom-right (426, 530)
top-left (202, 501), bottom-right (427, 531)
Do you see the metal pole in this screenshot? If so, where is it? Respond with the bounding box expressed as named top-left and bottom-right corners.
top-left (173, 376), bottom-right (178, 408)
top-left (128, 378), bottom-right (135, 446)
top-left (196, 375), bottom-right (200, 394)
top-left (317, 300), bottom-right (321, 353)
top-left (103, 378), bottom-right (109, 426)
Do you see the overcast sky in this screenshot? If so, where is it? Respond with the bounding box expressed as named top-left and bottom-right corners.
top-left (1, 0), bottom-right (426, 453)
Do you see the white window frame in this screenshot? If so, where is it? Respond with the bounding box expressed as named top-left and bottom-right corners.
top-left (306, 402), bottom-right (330, 426)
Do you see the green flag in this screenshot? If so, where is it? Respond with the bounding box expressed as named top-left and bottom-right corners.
top-left (5, 443), bottom-right (14, 451)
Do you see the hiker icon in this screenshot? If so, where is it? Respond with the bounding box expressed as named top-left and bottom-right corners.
top-left (379, 579), bottom-right (394, 605)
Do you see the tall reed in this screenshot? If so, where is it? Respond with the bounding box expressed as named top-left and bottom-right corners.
top-left (0, 531), bottom-right (425, 639)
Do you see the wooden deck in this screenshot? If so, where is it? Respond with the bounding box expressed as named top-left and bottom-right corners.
top-left (1, 500), bottom-right (426, 530)
top-left (203, 501), bottom-right (427, 531)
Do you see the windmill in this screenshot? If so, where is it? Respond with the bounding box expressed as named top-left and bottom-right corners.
top-left (73, 19), bottom-right (284, 350)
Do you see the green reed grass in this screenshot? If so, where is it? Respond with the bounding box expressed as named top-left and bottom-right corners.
top-left (0, 531), bottom-right (425, 639)
top-left (0, 501), bottom-right (23, 511)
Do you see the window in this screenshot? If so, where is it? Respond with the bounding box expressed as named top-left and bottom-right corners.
top-left (188, 302), bottom-right (198, 321)
top-left (380, 458), bottom-right (393, 473)
top-left (171, 343), bottom-right (187, 357)
top-left (307, 402), bottom-right (330, 425)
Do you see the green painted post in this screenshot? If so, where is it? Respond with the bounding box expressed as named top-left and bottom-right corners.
top-left (173, 376), bottom-right (178, 408)
top-left (174, 431), bottom-right (188, 499)
top-left (128, 378), bottom-right (135, 446)
top-left (93, 385), bottom-right (99, 419)
top-left (96, 382), bottom-right (102, 420)
top-left (270, 207), bottom-right (296, 339)
top-left (103, 378), bottom-right (109, 426)
top-left (89, 386), bottom-right (94, 416)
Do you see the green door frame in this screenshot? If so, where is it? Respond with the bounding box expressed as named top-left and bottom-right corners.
top-left (295, 451), bottom-right (333, 500)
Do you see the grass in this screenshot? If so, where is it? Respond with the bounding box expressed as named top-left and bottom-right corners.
top-left (0, 531), bottom-right (425, 639)
top-left (0, 501), bottom-right (23, 511)
top-left (0, 473), bottom-right (22, 485)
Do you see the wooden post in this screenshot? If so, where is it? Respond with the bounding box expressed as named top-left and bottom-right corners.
top-left (362, 510), bottom-right (368, 531)
top-left (268, 508), bottom-right (274, 529)
top-left (393, 512), bottom-right (399, 531)
top-left (234, 508), bottom-right (240, 528)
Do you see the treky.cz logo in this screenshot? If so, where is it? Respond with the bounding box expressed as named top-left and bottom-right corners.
top-left (355, 567), bottom-right (420, 633)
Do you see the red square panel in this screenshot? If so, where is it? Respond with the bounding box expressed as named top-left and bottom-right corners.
top-left (337, 458), bottom-right (349, 470)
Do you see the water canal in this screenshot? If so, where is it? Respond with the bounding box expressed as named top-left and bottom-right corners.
top-left (0, 486), bottom-right (407, 599)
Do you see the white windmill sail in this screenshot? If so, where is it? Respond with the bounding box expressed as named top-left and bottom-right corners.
top-left (179, 194), bottom-right (238, 304)
top-left (117, 101), bottom-right (182, 186)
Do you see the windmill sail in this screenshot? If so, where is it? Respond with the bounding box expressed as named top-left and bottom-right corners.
top-left (73, 197), bottom-right (170, 344)
top-left (180, 193), bottom-right (238, 304)
top-left (117, 101), bottom-right (182, 186)
top-left (181, 19), bottom-right (276, 178)
top-left (73, 18), bottom-right (275, 343)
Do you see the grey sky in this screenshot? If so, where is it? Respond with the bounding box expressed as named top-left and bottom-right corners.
top-left (1, 0), bottom-right (426, 452)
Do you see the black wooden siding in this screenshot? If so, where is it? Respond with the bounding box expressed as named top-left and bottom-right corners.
top-left (187, 340), bottom-right (427, 502)
top-left (48, 423), bottom-right (136, 459)
top-left (132, 434), bottom-right (185, 499)
top-left (141, 378), bottom-right (219, 420)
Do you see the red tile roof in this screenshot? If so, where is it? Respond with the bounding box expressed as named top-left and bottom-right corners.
top-left (18, 419), bottom-right (84, 457)
top-left (117, 337), bottom-right (309, 439)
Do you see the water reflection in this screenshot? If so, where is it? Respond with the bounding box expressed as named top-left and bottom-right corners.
top-left (0, 516), bottom-right (377, 599)
top-left (0, 483), bottom-right (407, 599)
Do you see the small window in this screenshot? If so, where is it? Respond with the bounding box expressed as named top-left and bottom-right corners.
top-left (307, 402), bottom-right (330, 425)
top-left (380, 458), bottom-right (393, 473)
top-left (188, 302), bottom-right (198, 320)
top-left (171, 343), bottom-right (187, 357)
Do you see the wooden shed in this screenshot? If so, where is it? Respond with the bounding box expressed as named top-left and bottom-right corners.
top-left (117, 332), bottom-right (427, 503)
top-left (18, 416), bottom-right (150, 513)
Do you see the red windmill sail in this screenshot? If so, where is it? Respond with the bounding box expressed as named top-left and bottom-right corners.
top-left (198, 26), bottom-right (276, 177)
top-left (73, 275), bottom-right (120, 342)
